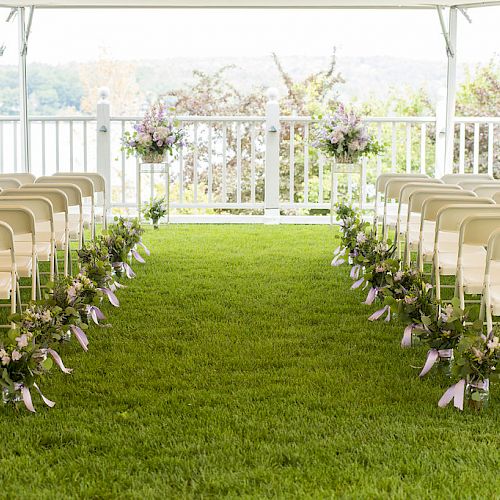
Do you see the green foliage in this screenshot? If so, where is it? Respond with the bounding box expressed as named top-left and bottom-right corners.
top-left (142, 196), bottom-right (168, 223)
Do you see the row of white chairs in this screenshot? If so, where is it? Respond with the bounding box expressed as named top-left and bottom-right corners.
top-left (374, 172), bottom-right (500, 331)
top-left (0, 172), bottom-right (107, 326)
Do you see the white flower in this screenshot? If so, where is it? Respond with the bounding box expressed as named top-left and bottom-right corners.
top-left (16, 334), bottom-right (29, 348)
top-left (487, 336), bottom-right (499, 351)
top-left (394, 270), bottom-right (404, 282)
top-left (41, 310), bottom-right (52, 323)
top-left (11, 350), bottom-right (22, 361)
top-left (1, 354), bottom-right (10, 366)
top-left (356, 233), bottom-right (367, 244)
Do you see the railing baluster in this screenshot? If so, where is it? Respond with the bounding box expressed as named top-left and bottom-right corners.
top-left (121, 121), bottom-right (126, 205)
top-left (405, 123), bottom-right (411, 173)
top-left (420, 123), bottom-right (426, 174)
top-left (473, 122), bottom-right (480, 174)
top-left (0, 122), bottom-right (3, 173)
top-left (179, 144), bottom-right (184, 204)
top-left (303, 122), bottom-right (309, 203)
top-left (69, 121), bottom-right (74, 171)
top-left (236, 122), bottom-right (242, 204)
top-left (289, 122), bottom-right (295, 203)
top-left (459, 122), bottom-right (465, 174)
top-left (487, 122), bottom-right (494, 177)
top-left (41, 120), bottom-right (46, 175)
top-left (391, 122), bottom-right (397, 172)
top-left (377, 123), bottom-right (382, 177)
top-left (208, 122), bottom-right (213, 203)
top-left (193, 122), bottom-right (198, 203)
top-left (222, 123), bottom-right (227, 203)
top-left (318, 153), bottom-right (324, 204)
top-left (55, 121), bottom-right (60, 172)
top-left (13, 122), bottom-right (18, 173)
top-left (83, 121), bottom-right (88, 172)
top-left (250, 122), bottom-right (256, 204)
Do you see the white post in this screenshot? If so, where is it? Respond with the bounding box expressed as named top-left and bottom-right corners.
top-left (96, 87), bottom-right (111, 218)
top-left (444, 7), bottom-right (458, 175)
top-left (264, 88), bottom-right (280, 224)
top-left (18, 7), bottom-right (30, 172)
top-left (435, 88), bottom-right (446, 178)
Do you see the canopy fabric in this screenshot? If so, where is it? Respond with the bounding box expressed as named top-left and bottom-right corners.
top-left (1, 0), bottom-right (499, 8)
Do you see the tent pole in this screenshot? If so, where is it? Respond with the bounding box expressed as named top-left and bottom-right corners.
top-left (443, 6), bottom-right (458, 175)
top-left (17, 6), bottom-right (32, 173)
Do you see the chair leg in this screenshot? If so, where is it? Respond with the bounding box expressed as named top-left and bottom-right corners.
top-left (36, 265), bottom-right (42, 300)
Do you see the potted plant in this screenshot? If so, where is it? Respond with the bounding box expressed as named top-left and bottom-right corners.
top-left (121, 102), bottom-right (184, 164)
top-left (142, 197), bottom-right (167, 229)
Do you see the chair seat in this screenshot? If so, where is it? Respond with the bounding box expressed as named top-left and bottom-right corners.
top-left (55, 219), bottom-right (81, 239)
top-left (14, 241), bottom-right (52, 261)
top-left (69, 213), bottom-right (91, 229)
top-left (0, 272), bottom-right (12, 299)
top-left (488, 285), bottom-right (500, 316)
top-left (461, 262), bottom-right (500, 295)
top-left (0, 254), bottom-right (32, 277)
top-left (438, 247), bottom-right (487, 275)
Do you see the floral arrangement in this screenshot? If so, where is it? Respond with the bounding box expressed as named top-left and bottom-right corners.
top-left (121, 102), bottom-right (185, 163)
top-left (314, 104), bottom-right (383, 163)
top-left (1, 216), bottom-right (148, 413)
top-left (142, 197), bottom-right (168, 229)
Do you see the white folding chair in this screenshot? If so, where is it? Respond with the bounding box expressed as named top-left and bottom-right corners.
top-left (0, 173), bottom-right (36, 185)
top-left (456, 215), bottom-right (500, 310)
top-left (53, 172), bottom-right (107, 230)
top-left (433, 203), bottom-right (500, 302)
top-left (0, 178), bottom-right (21, 190)
top-left (0, 206), bottom-right (37, 302)
top-left (373, 173), bottom-right (428, 233)
top-left (404, 189), bottom-right (477, 267)
top-left (382, 177), bottom-right (442, 240)
top-left (0, 196), bottom-right (55, 292)
top-left (15, 187), bottom-right (71, 276)
top-left (0, 221), bottom-right (19, 327)
top-left (480, 229), bottom-right (500, 332)
top-left (458, 179), bottom-right (500, 191)
top-left (441, 173), bottom-right (493, 184)
top-left (474, 184), bottom-right (500, 199)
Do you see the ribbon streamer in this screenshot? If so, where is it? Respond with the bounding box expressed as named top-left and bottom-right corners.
top-left (47, 348), bottom-right (73, 374)
top-left (419, 349), bottom-right (439, 377)
top-left (138, 241), bottom-right (150, 256)
top-left (350, 265), bottom-right (361, 280)
top-left (368, 304), bottom-right (390, 322)
top-left (123, 263), bottom-right (136, 279)
top-left (70, 325), bottom-right (89, 352)
top-left (438, 379), bottom-right (466, 410)
top-left (351, 278), bottom-right (365, 289)
top-left (88, 305), bottom-right (106, 325)
top-left (131, 249), bottom-right (146, 264)
top-left (401, 324), bottom-right (414, 348)
top-left (98, 287), bottom-right (120, 307)
top-left (20, 385), bottom-right (35, 413)
top-left (331, 257), bottom-right (345, 267)
top-left (364, 288), bottom-right (378, 305)
top-left (33, 383), bottom-right (55, 408)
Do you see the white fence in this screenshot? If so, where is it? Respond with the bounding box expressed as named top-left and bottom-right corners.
top-left (0, 98), bottom-right (498, 222)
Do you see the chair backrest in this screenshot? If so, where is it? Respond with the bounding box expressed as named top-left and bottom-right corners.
top-left (460, 215), bottom-right (500, 247)
top-left (0, 178), bottom-right (21, 189)
top-left (441, 173), bottom-right (493, 184)
top-left (458, 180), bottom-right (500, 191)
top-left (474, 184), bottom-right (500, 199)
top-left (409, 190), bottom-right (477, 216)
top-left (436, 204), bottom-right (500, 233)
top-left (0, 196), bottom-right (53, 225)
top-left (385, 177), bottom-right (443, 201)
top-left (22, 183), bottom-right (82, 207)
top-left (36, 176), bottom-right (93, 199)
top-left (400, 183), bottom-right (462, 205)
top-left (0, 221), bottom-right (15, 254)
top-left (52, 172), bottom-right (105, 195)
top-left (0, 173), bottom-right (36, 185)
top-left (0, 206), bottom-right (36, 238)
top-left (3, 187), bottom-right (68, 215)
top-left (376, 173), bottom-right (428, 195)
top-left (423, 197), bottom-right (495, 224)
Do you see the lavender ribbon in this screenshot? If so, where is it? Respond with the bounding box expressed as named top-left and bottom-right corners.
top-left (438, 379), bottom-right (466, 410)
top-left (138, 241), bottom-right (150, 256)
top-left (351, 278), bottom-right (365, 289)
top-left (98, 287), bottom-right (120, 307)
top-left (368, 305), bottom-right (391, 322)
top-left (123, 262), bottom-right (136, 279)
top-left (33, 383), bottom-right (55, 408)
top-left (20, 385), bottom-right (35, 413)
top-left (331, 246), bottom-right (346, 267)
top-left (419, 349), bottom-right (439, 377)
top-left (401, 325), bottom-right (414, 348)
top-left (70, 325), bottom-right (89, 352)
top-left (131, 249), bottom-right (145, 264)
top-left (364, 288), bottom-right (378, 305)
top-left (350, 264), bottom-right (361, 280)
top-left (47, 348), bottom-right (73, 374)
top-left (87, 305), bottom-right (106, 325)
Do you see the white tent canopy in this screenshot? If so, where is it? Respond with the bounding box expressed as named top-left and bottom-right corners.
top-left (1, 0), bottom-right (499, 7)
top-left (2, 0), bottom-right (498, 173)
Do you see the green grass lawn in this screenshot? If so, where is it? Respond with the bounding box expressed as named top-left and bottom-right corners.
top-left (1, 225), bottom-right (499, 498)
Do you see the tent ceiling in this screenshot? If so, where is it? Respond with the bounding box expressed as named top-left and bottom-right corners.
top-left (0, 0), bottom-right (499, 8)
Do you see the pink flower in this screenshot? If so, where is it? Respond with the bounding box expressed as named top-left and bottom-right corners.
top-left (11, 350), bottom-right (22, 361)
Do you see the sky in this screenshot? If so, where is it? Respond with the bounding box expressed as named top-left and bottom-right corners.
top-left (0, 7), bottom-right (499, 66)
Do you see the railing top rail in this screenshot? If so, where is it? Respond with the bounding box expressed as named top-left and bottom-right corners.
top-left (455, 117), bottom-right (500, 124)
top-left (110, 115), bottom-right (266, 123)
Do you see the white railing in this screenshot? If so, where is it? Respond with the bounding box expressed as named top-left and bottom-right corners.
top-left (0, 100), bottom-right (498, 221)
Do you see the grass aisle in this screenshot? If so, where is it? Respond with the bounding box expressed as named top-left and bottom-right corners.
top-left (1, 225), bottom-right (499, 498)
